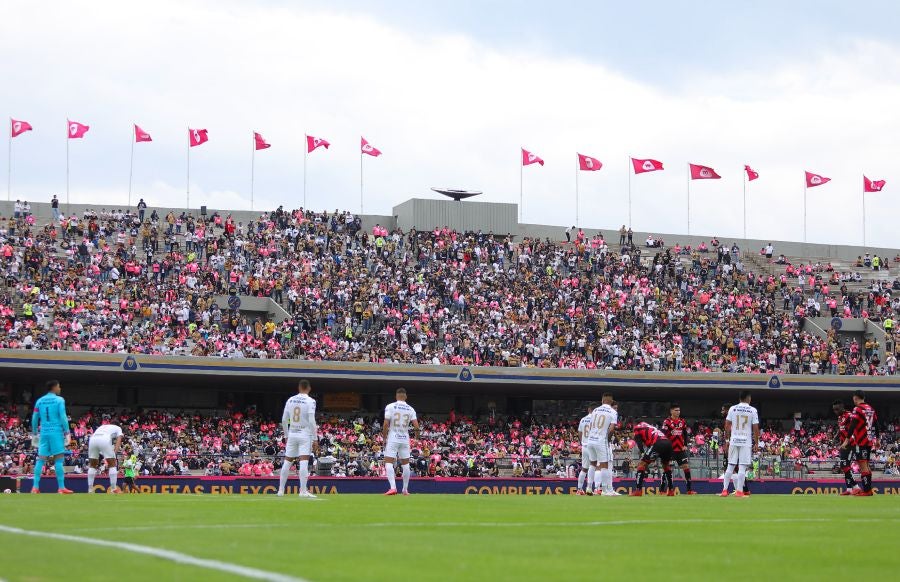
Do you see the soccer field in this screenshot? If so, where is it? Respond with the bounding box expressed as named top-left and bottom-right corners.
top-left (1, 494), bottom-right (898, 581)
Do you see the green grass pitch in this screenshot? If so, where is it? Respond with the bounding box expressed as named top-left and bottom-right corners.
top-left (1, 494), bottom-right (898, 581)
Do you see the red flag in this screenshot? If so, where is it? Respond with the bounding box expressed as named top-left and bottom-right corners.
top-left (805, 171), bottom-right (830, 188)
top-left (522, 148), bottom-right (544, 166)
top-left (744, 165), bottom-right (759, 181)
top-left (67, 120), bottom-right (90, 139)
top-left (361, 137), bottom-right (381, 157)
top-left (189, 128), bottom-right (209, 147)
top-left (577, 153), bottom-right (602, 171)
top-left (10, 119), bottom-right (32, 138)
top-left (632, 158), bottom-right (663, 174)
top-left (134, 124), bottom-right (152, 143)
top-left (864, 175), bottom-right (885, 193)
top-left (254, 132), bottom-right (271, 150)
top-left (307, 135), bottom-right (330, 153)
top-left (689, 163), bottom-right (721, 180)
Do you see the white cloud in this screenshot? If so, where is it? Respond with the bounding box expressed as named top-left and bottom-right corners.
top-left (1, 1), bottom-right (898, 247)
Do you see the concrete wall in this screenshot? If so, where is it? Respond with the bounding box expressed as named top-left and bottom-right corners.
top-left (393, 198), bottom-right (517, 235)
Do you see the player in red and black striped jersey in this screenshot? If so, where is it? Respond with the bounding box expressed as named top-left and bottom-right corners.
top-left (832, 400), bottom-right (858, 495)
top-left (629, 422), bottom-right (673, 497)
top-left (661, 404), bottom-right (696, 495)
top-left (841, 390), bottom-right (878, 496)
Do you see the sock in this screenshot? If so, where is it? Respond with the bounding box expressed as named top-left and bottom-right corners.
top-left (109, 467), bottom-right (118, 491)
top-left (279, 462), bottom-right (292, 492)
top-left (54, 458), bottom-right (65, 490)
top-left (34, 458), bottom-right (45, 490)
top-left (722, 465), bottom-right (735, 492)
top-left (605, 468), bottom-right (615, 493)
top-left (684, 469), bottom-right (693, 491)
top-left (87, 467), bottom-right (97, 490)
top-left (664, 470), bottom-right (673, 491)
top-left (598, 468), bottom-right (610, 493)
top-left (736, 466), bottom-right (747, 492)
top-left (587, 466), bottom-right (596, 491)
top-left (862, 472), bottom-right (872, 492)
top-left (843, 467), bottom-right (857, 489)
top-left (635, 469), bottom-right (647, 489)
top-left (577, 470), bottom-right (586, 491)
top-left (298, 460), bottom-right (309, 493)
top-left (401, 464), bottom-right (411, 493)
top-left (385, 462), bottom-right (396, 490)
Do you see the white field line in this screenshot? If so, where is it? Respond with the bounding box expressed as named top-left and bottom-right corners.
top-left (0, 524), bottom-right (309, 582)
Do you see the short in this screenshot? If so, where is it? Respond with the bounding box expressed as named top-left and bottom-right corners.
top-left (37, 432), bottom-right (66, 458)
top-left (672, 450), bottom-right (689, 467)
top-left (584, 442), bottom-right (612, 464)
top-left (641, 439), bottom-right (673, 465)
top-left (727, 444), bottom-right (752, 466)
top-left (285, 433), bottom-right (312, 458)
top-left (384, 439), bottom-right (411, 460)
top-left (839, 446), bottom-right (857, 463)
top-left (855, 445), bottom-right (871, 461)
top-left (88, 436), bottom-right (116, 461)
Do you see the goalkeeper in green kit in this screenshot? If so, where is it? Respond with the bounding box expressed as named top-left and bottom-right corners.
top-left (122, 449), bottom-right (139, 493)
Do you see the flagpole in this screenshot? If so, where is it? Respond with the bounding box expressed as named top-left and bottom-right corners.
top-left (360, 151), bottom-right (364, 215)
top-left (128, 124), bottom-right (135, 209)
top-left (574, 153), bottom-right (579, 228)
top-left (303, 135), bottom-right (308, 210)
top-left (519, 153), bottom-right (523, 223)
top-left (186, 128), bottom-right (190, 211)
top-left (66, 119), bottom-right (70, 216)
top-left (862, 179), bottom-right (866, 248)
top-left (251, 135), bottom-right (255, 212)
top-left (7, 118), bottom-right (11, 202)
top-left (803, 181), bottom-right (807, 244)
top-left (627, 156), bottom-right (632, 228)
top-left (686, 163), bottom-right (691, 235)
top-left (742, 168), bottom-right (747, 241)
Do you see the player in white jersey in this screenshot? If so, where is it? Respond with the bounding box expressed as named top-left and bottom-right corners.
top-left (721, 390), bottom-right (759, 497)
top-left (278, 379), bottom-right (319, 498)
top-left (575, 403), bottom-right (596, 495)
top-left (87, 418), bottom-right (124, 493)
top-left (587, 393), bottom-right (620, 496)
top-left (382, 387), bottom-right (420, 496)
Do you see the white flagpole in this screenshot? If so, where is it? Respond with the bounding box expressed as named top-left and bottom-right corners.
top-left (186, 128), bottom-right (190, 211)
top-left (627, 156), bottom-right (632, 228)
top-left (360, 151), bottom-right (364, 215)
top-left (519, 152), bottom-right (523, 223)
top-left (862, 178), bottom-right (866, 248)
top-left (7, 118), bottom-right (11, 202)
top-left (66, 119), bottom-right (70, 215)
top-left (574, 153), bottom-right (579, 228)
top-left (686, 163), bottom-right (691, 235)
top-left (128, 124), bottom-right (135, 209)
top-left (803, 181), bottom-right (807, 243)
top-left (251, 134), bottom-right (255, 212)
top-left (743, 168), bottom-right (747, 241)
top-left (303, 136), bottom-right (308, 210)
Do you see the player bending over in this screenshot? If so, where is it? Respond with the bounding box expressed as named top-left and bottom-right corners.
top-left (832, 400), bottom-right (858, 495)
top-left (87, 418), bottom-right (124, 493)
top-left (662, 404), bottom-right (697, 495)
top-left (575, 403), bottom-right (596, 495)
top-left (842, 390), bottom-right (877, 497)
top-left (629, 422), bottom-right (674, 497)
top-left (587, 394), bottom-right (620, 496)
top-left (383, 387), bottom-right (420, 496)
top-left (278, 379), bottom-right (319, 498)
top-left (721, 391), bottom-right (759, 497)
top-left (31, 380), bottom-right (74, 494)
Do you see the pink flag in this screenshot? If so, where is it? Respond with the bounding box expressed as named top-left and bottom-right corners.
top-left (361, 137), bottom-right (381, 157)
top-left (632, 158), bottom-right (663, 174)
top-left (134, 124), bottom-right (152, 143)
top-left (254, 132), bottom-right (271, 151)
top-left (864, 176), bottom-right (885, 193)
top-left (67, 120), bottom-right (90, 139)
top-left (189, 128), bottom-right (209, 147)
top-left (577, 153), bottom-right (602, 171)
top-left (522, 148), bottom-right (544, 166)
top-left (11, 119), bottom-right (32, 138)
top-left (689, 163), bottom-right (721, 180)
top-left (805, 171), bottom-right (830, 188)
top-left (744, 165), bottom-right (759, 181)
top-left (307, 135), bottom-right (330, 153)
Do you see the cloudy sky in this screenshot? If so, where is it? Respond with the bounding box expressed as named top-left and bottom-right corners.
top-left (2, 0), bottom-right (899, 246)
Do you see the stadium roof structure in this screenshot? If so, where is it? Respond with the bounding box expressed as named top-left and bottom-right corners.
top-left (431, 188), bottom-right (482, 201)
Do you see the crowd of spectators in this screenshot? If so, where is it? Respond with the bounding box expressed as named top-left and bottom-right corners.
top-left (3, 203), bottom-right (900, 375)
top-left (1, 405), bottom-right (897, 479)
